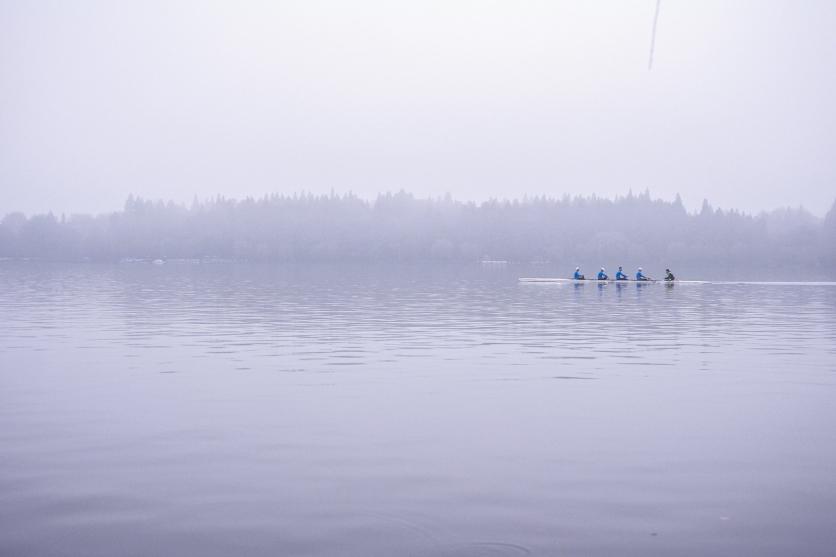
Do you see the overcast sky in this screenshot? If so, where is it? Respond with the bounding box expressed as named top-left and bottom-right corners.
top-left (2, 0), bottom-right (835, 217)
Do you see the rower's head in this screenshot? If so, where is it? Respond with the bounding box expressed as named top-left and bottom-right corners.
top-left (575, 266), bottom-right (580, 271)
top-left (600, 267), bottom-right (605, 271)
top-left (618, 266), bottom-right (623, 271)
top-left (666, 269), bottom-right (670, 272)
top-left (638, 267), bottom-right (643, 271)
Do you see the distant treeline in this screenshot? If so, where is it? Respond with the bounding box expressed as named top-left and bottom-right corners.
top-left (1, 191), bottom-right (834, 269)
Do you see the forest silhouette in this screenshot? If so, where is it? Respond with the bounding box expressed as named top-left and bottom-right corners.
top-left (1, 191), bottom-right (834, 271)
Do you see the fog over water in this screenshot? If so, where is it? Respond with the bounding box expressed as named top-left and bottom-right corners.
top-left (2, 2), bottom-right (836, 555)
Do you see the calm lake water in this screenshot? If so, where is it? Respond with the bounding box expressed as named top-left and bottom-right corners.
top-left (2, 262), bottom-right (836, 556)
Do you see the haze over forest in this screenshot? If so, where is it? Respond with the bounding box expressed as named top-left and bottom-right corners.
top-left (2, 191), bottom-right (834, 273)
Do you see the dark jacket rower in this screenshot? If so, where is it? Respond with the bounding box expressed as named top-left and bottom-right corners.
top-left (664, 269), bottom-right (675, 281)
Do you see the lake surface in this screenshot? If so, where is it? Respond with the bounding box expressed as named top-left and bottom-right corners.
top-left (2, 262), bottom-right (836, 556)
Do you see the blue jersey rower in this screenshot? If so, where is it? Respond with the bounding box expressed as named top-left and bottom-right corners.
top-left (636, 267), bottom-right (650, 281)
top-left (615, 266), bottom-right (628, 280)
top-left (574, 267), bottom-right (585, 280)
top-left (597, 267), bottom-right (608, 280)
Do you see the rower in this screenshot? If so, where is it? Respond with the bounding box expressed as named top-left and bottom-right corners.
top-left (615, 266), bottom-right (629, 281)
top-left (636, 267), bottom-right (650, 281)
top-left (574, 267), bottom-right (585, 280)
top-left (664, 268), bottom-right (675, 281)
top-left (597, 267), bottom-right (609, 280)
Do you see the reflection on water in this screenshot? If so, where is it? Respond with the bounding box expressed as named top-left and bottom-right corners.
top-left (1, 262), bottom-right (836, 556)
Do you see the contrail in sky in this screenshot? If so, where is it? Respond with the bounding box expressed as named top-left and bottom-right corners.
top-left (648, 0), bottom-right (662, 70)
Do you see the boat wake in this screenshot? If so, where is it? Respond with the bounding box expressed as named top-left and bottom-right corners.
top-left (518, 278), bottom-right (836, 286)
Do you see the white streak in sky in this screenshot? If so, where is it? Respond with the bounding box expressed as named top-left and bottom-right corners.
top-left (648, 0), bottom-right (662, 70)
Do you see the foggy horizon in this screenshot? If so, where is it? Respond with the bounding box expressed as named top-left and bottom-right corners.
top-left (3, 189), bottom-right (834, 220)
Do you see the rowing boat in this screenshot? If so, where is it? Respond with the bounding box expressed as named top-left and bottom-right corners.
top-left (519, 277), bottom-right (663, 284)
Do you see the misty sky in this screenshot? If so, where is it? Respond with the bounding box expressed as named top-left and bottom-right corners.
top-left (2, 1), bottom-right (835, 217)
